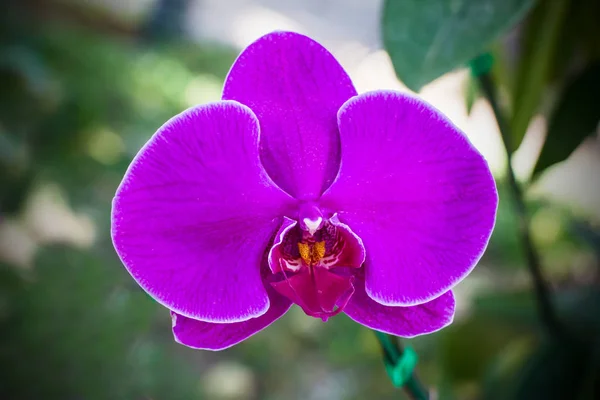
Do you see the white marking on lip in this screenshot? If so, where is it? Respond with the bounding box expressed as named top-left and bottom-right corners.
top-left (303, 217), bottom-right (322, 236)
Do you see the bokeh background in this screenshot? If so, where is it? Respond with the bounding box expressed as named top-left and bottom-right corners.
top-left (1, 0), bottom-right (599, 399)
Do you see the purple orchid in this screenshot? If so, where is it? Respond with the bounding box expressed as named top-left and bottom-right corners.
top-left (111, 31), bottom-right (498, 350)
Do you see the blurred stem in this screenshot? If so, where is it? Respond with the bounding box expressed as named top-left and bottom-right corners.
top-left (374, 331), bottom-right (429, 400)
top-left (476, 72), bottom-right (564, 339)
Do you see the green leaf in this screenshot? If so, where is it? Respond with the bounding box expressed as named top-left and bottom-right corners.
top-left (567, 0), bottom-right (600, 62)
top-left (465, 74), bottom-right (479, 115)
top-left (382, 0), bottom-right (535, 91)
top-left (465, 53), bottom-right (493, 115)
top-left (532, 63), bottom-right (600, 178)
top-left (510, 0), bottom-right (569, 153)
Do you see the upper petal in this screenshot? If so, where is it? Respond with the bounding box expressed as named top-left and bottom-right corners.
top-left (343, 277), bottom-right (455, 337)
top-left (321, 91), bottom-right (498, 306)
top-left (112, 101), bottom-right (295, 323)
top-left (172, 289), bottom-right (292, 351)
top-left (222, 31), bottom-right (357, 200)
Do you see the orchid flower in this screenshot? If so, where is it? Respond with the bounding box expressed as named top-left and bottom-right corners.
top-left (111, 31), bottom-right (498, 350)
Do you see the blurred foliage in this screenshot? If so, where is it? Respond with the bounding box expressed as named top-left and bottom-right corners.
top-left (509, 0), bottom-right (569, 153)
top-left (0, 1), bottom-right (418, 399)
top-left (0, 0), bottom-right (233, 215)
top-left (506, 0), bottom-right (600, 164)
top-left (0, 1), bottom-right (236, 398)
top-left (0, 246), bottom-right (200, 400)
top-left (533, 63), bottom-right (600, 177)
top-left (383, 0), bottom-right (600, 178)
top-left (464, 74), bottom-right (479, 116)
top-left (383, 0), bottom-right (600, 398)
top-left (382, 0), bottom-right (535, 91)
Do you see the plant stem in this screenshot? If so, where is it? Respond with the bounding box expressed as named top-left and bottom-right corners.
top-left (374, 331), bottom-right (429, 400)
top-left (477, 72), bottom-right (564, 339)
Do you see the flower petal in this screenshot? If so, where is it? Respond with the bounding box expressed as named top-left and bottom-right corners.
top-left (171, 290), bottom-right (292, 351)
top-left (344, 278), bottom-right (455, 337)
top-left (270, 269), bottom-right (354, 321)
top-left (112, 101), bottom-right (295, 323)
top-left (329, 214), bottom-right (366, 268)
top-left (267, 216), bottom-right (299, 274)
top-left (222, 31), bottom-right (357, 200)
top-left (321, 91), bottom-right (498, 306)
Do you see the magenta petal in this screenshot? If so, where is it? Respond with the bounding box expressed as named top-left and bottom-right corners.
top-left (172, 291), bottom-right (292, 350)
top-left (329, 214), bottom-right (366, 268)
top-left (112, 101), bottom-right (295, 322)
top-left (222, 31), bottom-right (357, 200)
top-left (321, 91), bottom-right (498, 306)
top-left (344, 279), bottom-right (455, 337)
top-left (270, 268), bottom-right (354, 320)
top-left (267, 216), bottom-right (298, 274)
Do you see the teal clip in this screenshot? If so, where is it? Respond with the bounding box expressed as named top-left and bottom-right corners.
top-left (374, 331), bottom-right (418, 388)
top-left (385, 345), bottom-right (418, 388)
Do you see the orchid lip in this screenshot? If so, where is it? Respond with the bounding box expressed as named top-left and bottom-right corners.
top-left (267, 210), bottom-right (365, 319)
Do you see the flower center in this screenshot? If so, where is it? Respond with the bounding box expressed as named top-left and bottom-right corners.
top-left (298, 241), bottom-right (326, 265)
top-left (267, 211), bottom-right (365, 321)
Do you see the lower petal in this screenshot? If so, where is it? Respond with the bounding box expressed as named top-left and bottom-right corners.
top-left (343, 278), bottom-right (455, 337)
top-left (172, 291), bottom-right (292, 351)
